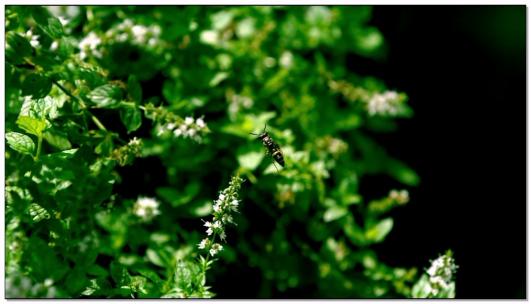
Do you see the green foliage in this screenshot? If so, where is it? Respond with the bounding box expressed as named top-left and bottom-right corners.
top-left (5, 5), bottom-right (455, 299)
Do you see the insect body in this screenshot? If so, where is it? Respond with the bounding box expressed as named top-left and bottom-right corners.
top-left (251, 125), bottom-right (285, 170)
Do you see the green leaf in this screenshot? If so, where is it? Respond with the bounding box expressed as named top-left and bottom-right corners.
top-left (95, 134), bottom-right (114, 155)
top-left (32, 7), bottom-right (64, 39)
top-left (65, 267), bottom-right (88, 294)
top-left (156, 183), bottom-right (199, 207)
top-left (209, 72), bottom-right (228, 87)
top-left (16, 115), bottom-right (47, 137)
top-left (388, 160), bottom-right (420, 186)
top-left (110, 261), bottom-right (130, 286)
top-left (88, 84), bottom-right (123, 108)
top-left (146, 248), bottom-right (165, 267)
top-left (365, 218), bottom-right (394, 243)
top-left (43, 129), bottom-right (72, 150)
top-left (86, 264), bottom-right (108, 277)
top-left (119, 106), bottom-right (142, 133)
top-left (6, 132), bottom-right (35, 156)
top-left (21, 73), bottom-right (52, 99)
top-left (127, 75), bottom-right (142, 102)
top-left (6, 32), bottom-right (32, 64)
top-left (186, 200), bottom-right (212, 217)
top-left (57, 36), bottom-right (76, 58)
top-left (237, 146), bottom-right (265, 171)
top-left (323, 206), bottom-right (348, 222)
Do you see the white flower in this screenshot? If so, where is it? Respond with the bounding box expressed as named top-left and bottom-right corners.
top-left (230, 200), bottom-right (239, 212)
top-left (198, 175), bottom-right (243, 256)
top-left (79, 32), bottom-right (101, 60)
top-left (219, 231), bottom-right (227, 241)
top-left (147, 38), bottom-right (157, 47)
top-left (173, 128), bottom-right (183, 137)
top-left (187, 128), bottom-right (197, 137)
top-left (198, 238), bottom-right (209, 249)
top-left (200, 30), bottom-right (219, 45)
top-left (222, 214), bottom-right (233, 224)
top-left (389, 189), bottom-right (409, 205)
top-left (151, 25), bottom-right (161, 36)
top-left (209, 243), bottom-right (223, 256)
top-left (50, 41), bottom-right (59, 51)
top-left (280, 51), bottom-right (293, 68)
top-left (196, 118), bottom-right (206, 128)
top-left (367, 91), bottom-right (400, 116)
top-left (133, 197), bottom-right (160, 221)
top-left (425, 251), bottom-right (457, 295)
top-left (132, 25), bottom-right (149, 43)
top-left (184, 117), bottom-right (194, 125)
top-left (25, 30), bottom-right (40, 48)
top-left (58, 16), bottom-right (69, 26)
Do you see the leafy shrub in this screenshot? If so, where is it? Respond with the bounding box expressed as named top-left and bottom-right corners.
top-left (5, 5), bottom-right (456, 298)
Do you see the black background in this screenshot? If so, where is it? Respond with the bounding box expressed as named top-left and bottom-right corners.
top-left (364, 5), bottom-right (526, 299)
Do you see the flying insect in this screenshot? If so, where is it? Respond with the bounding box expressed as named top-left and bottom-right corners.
top-left (250, 125), bottom-right (285, 172)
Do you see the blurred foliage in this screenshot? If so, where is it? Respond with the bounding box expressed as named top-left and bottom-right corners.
top-left (5, 5), bottom-right (454, 298)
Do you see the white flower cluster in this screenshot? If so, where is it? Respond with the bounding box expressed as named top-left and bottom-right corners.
top-left (425, 251), bottom-right (458, 296)
top-left (156, 116), bottom-right (208, 142)
top-left (389, 189), bottom-right (409, 205)
top-left (79, 32), bottom-right (102, 60)
top-left (367, 91), bottom-right (401, 116)
top-left (105, 19), bottom-right (161, 47)
top-left (133, 197), bottom-right (160, 222)
top-left (198, 175), bottom-right (244, 257)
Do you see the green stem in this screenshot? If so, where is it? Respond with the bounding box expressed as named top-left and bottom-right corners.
top-left (34, 134), bottom-right (43, 161)
top-left (52, 80), bottom-right (108, 131)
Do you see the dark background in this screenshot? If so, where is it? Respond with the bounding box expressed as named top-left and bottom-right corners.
top-left (363, 5), bottom-right (526, 299)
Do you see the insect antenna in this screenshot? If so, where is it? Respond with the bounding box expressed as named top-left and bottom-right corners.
top-left (250, 124), bottom-right (268, 136)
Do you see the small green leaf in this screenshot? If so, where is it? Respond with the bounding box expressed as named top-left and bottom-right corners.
top-left (16, 115), bottom-right (46, 137)
top-left (88, 84), bottom-right (123, 108)
top-left (119, 106), bottom-right (142, 133)
top-left (43, 130), bottom-right (71, 150)
top-left (42, 16), bottom-right (64, 38)
top-left (388, 160), bottom-right (420, 186)
top-left (32, 7), bottom-right (64, 39)
top-left (110, 261), bottom-right (130, 285)
top-left (323, 206), bottom-right (348, 222)
top-left (365, 218), bottom-right (394, 243)
top-left (21, 73), bottom-right (52, 99)
top-left (209, 72), bottom-right (228, 87)
top-left (146, 248), bottom-right (165, 267)
top-left (6, 132), bottom-right (35, 156)
top-left (237, 148), bottom-right (264, 171)
top-left (6, 32), bottom-right (32, 64)
top-left (94, 135), bottom-right (114, 155)
top-left (186, 200), bottom-right (212, 217)
top-left (127, 75), bottom-right (142, 102)
top-left (57, 36), bottom-right (76, 58)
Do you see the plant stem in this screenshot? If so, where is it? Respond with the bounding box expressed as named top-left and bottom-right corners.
top-left (34, 134), bottom-right (43, 161)
top-left (52, 80), bottom-right (108, 131)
